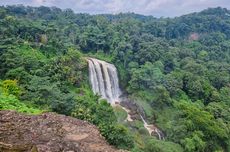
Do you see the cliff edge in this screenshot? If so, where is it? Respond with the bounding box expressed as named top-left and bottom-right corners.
top-left (0, 110), bottom-right (122, 152)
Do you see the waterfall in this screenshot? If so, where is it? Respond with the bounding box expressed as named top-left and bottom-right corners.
top-left (87, 57), bottom-right (164, 140)
top-left (87, 58), bottom-right (121, 104)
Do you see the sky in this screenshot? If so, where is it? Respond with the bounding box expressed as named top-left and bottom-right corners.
top-left (0, 0), bottom-right (229, 17)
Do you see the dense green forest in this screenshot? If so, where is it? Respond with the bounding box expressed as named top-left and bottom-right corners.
top-left (0, 5), bottom-right (229, 152)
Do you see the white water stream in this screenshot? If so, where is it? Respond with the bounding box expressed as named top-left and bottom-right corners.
top-left (140, 115), bottom-right (163, 140)
top-left (87, 58), bottom-right (163, 140)
top-left (88, 58), bottom-right (121, 104)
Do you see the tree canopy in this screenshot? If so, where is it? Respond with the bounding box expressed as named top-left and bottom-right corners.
top-left (0, 5), bottom-right (229, 152)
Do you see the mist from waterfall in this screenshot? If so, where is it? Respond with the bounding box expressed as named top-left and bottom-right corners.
top-left (87, 58), bottom-right (121, 104)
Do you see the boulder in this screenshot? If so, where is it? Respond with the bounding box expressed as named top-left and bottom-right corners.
top-left (0, 110), bottom-right (123, 152)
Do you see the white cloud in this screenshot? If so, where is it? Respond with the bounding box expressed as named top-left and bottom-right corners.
top-left (0, 0), bottom-right (229, 17)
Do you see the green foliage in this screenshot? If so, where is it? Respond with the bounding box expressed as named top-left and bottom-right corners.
top-left (99, 123), bottom-right (134, 149)
top-left (181, 131), bottom-right (206, 152)
top-left (71, 88), bottom-right (134, 149)
top-left (0, 5), bottom-right (229, 151)
top-left (220, 87), bottom-right (230, 106)
top-left (1, 79), bottom-right (21, 97)
top-left (46, 49), bottom-right (87, 86)
top-left (144, 138), bottom-right (183, 152)
top-left (0, 93), bottom-right (41, 114)
top-left (114, 106), bottom-right (128, 123)
top-left (131, 95), bottom-right (154, 118)
top-left (24, 75), bottom-right (75, 115)
top-left (128, 62), bottom-right (164, 92)
top-left (0, 80), bottom-right (41, 114)
top-left (138, 127), bottom-right (149, 135)
top-left (170, 100), bottom-right (229, 151)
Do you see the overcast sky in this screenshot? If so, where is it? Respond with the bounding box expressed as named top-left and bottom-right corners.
top-left (0, 0), bottom-right (229, 17)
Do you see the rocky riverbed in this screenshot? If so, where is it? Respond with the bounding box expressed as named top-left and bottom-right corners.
top-left (119, 97), bottom-right (164, 140)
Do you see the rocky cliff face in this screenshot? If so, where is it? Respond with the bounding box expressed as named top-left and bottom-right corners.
top-left (0, 110), bottom-right (122, 152)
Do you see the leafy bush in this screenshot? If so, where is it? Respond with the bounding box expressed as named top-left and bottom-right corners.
top-left (0, 94), bottom-right (41, 114)
top-left (144, 138), bottom-right (183, 152)
top-left (113, 106), bottom-right (128, 123)
top-left (1, 80), bottom-right (21, 97)
top-left (99, 123), bottom-right (134, 149)
top-left (0, 80), bottom-right (41, 114)
top-left (71, 88), bottom-right (134, 150)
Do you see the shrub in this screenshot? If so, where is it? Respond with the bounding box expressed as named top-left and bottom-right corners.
top-left (1, 80), bottom-right (21, 97)
top-left (99, 123), bottom-right (134, 149)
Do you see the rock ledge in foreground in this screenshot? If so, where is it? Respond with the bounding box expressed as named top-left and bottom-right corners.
top-left (0, 110), bottom-right (122, 152)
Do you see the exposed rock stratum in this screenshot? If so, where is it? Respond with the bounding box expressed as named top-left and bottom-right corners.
top-left (0, 110), bottom-right (123, 152)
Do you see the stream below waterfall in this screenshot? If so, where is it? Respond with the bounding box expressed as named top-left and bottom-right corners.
top-left (118, 105), bottom-right (133, 122)
top-left (116, 104), bottom-right (164, 140)
top-left (140, 115), bottom-right (164, 140)
top-left (87, 57), bottom-right (164, 140)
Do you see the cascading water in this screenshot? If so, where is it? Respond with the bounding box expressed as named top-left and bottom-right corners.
top-left (140, 115), bottom-right (164, 140)
top-left (87, 58), bottom-right (164, 140)
top-left (87, 58), bottom-right (121, 104)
